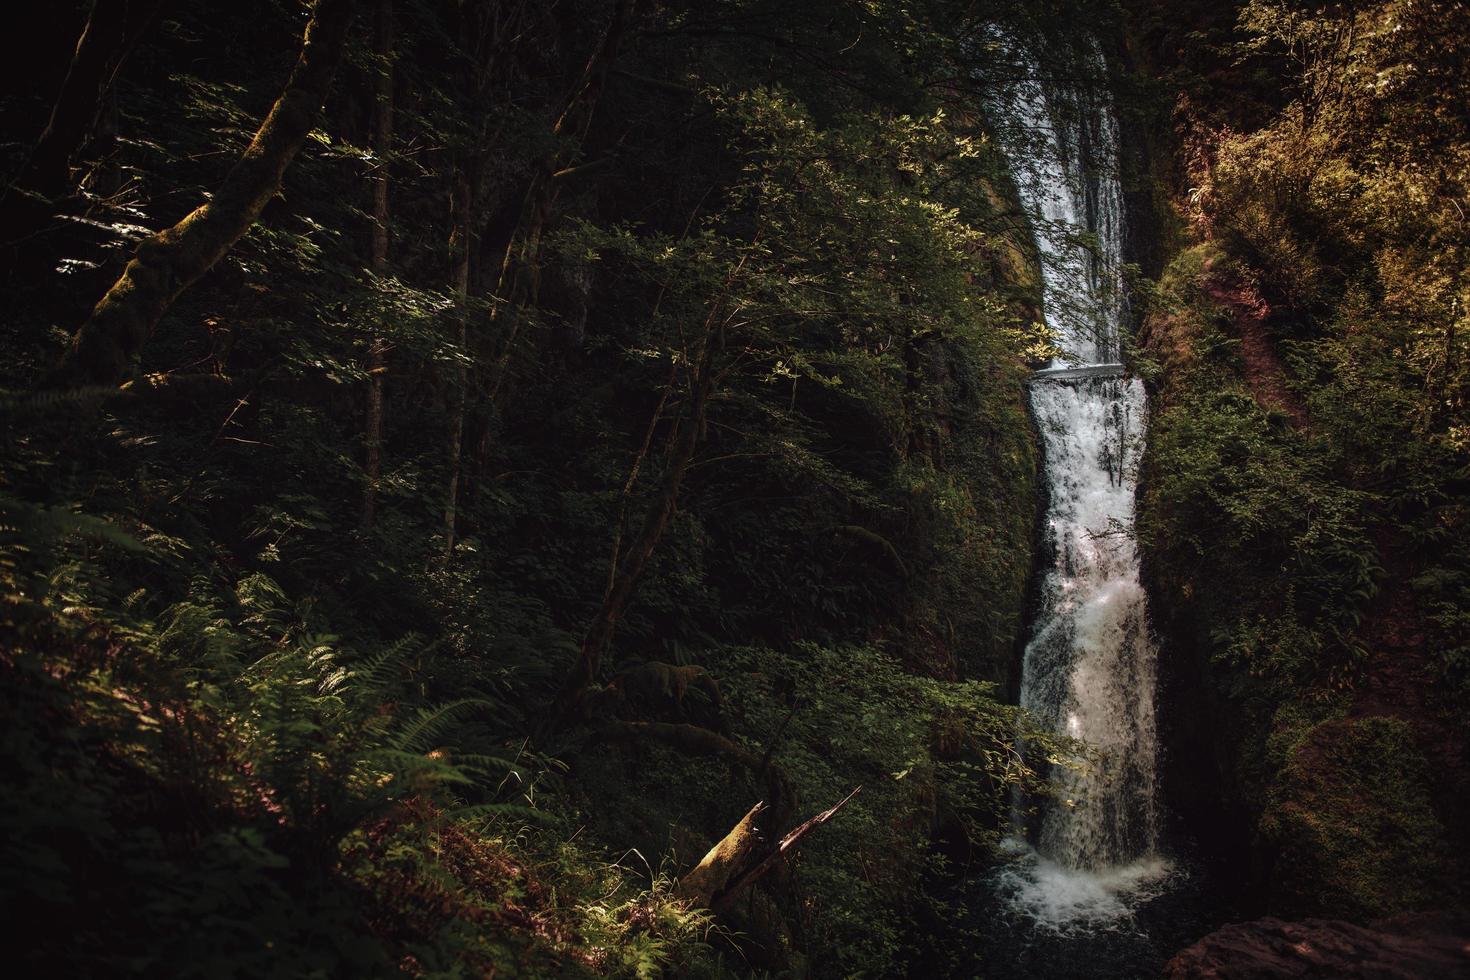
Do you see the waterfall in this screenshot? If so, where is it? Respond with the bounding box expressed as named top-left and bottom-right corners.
top-left (989, 36), bottom-right (1171, 928)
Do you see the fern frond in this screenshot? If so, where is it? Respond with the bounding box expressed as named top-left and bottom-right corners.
top-left (388, 699), bottom-right (492, 755)
top-left (0, 494), bottom-right (145, 553)
top-left (361, 750), bottom-right (477, 788)
top-left (350, 632), bottom-right (430, 696)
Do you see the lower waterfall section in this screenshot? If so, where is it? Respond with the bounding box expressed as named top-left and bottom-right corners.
top-left (993, 373), bottom-right (1172, 932)
top-left (1024, 376), bottom-right (1158, 870)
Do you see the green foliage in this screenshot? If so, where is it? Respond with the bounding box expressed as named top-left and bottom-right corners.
top-left (1158, 0), bottom-right (1470, 692)
top-left (1260, 716), bottom-right (1455, 919)
top-left (1139, 249), bottom-right (1376, 688)
top-left (0, 0), bottom-right (1074, 974)
top-left (0, 512), bottom-right (723, 976)
top-left (1139, 0), bottom-right (1470, 924)
top-left (574, 643), bottom-right (1063, 978)
top-left (722, 644), bottom-right (1056, 974)
top-left (548, 80), bottom-right (1040, 678)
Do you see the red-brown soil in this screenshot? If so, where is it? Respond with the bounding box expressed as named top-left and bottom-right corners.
top-left (1199, 257), bottom-right (1309, 428)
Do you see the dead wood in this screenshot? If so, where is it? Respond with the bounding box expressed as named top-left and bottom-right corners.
top-left (676, 786), bottom-right (863, 914)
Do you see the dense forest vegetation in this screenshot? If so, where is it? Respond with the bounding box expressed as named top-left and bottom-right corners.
top-left (1, 0), bottom-right (1466, 977)
top-left (1130, 0), bottom-right (1470, 924)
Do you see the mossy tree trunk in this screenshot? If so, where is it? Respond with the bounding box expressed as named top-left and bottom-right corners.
top-left (59, 0), bottom-right (358, 387)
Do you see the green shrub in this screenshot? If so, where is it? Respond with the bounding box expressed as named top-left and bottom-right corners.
top-left (1260, 717), bottom-right (1454, 919)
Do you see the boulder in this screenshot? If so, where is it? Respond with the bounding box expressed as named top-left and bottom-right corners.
top-left (1167, 915), bottom-right (1470, 979)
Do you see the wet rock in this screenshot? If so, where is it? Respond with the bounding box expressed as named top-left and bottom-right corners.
top-left (1167, 915), bottom-right (1470, 979)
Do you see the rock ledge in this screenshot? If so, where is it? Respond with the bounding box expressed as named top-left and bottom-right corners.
top-left (1167, 915), bottom-right (1470, 979)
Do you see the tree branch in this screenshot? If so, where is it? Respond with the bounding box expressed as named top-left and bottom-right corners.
top-left (58, 0), bottom-right (358, 387)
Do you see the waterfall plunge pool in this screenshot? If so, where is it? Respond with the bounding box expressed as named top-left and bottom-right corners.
top-left (990, 839), bottom-right (1176, 933)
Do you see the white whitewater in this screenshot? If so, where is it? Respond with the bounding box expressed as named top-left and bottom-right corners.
top-left (990, 37), bottom-right (1171, 931)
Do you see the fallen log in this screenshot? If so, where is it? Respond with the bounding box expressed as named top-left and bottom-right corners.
top-left (674, 802), bottom-right (767, 908)
top-left (712, 786), bottom-right (861, 913)
top-left (676, 786), bottom-right (862, 914)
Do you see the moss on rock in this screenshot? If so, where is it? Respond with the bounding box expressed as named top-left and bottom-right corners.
top-left (1260, 716), bottom-right (1453, 920)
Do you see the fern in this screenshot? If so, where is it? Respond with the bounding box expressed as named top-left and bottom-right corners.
top-left (0, 494), bottom-right (145, 554)
top-left (388, 699), bottom-right (493, 755)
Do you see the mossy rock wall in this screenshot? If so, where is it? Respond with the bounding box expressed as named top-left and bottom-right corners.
top-left (1260, 716), bottom-right (1455, 919)
top-left (1138, 242), bottom-right (1469, 922)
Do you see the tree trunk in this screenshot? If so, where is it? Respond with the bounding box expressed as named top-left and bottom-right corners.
top-left (486, 0), bottom-right (641, 402)
top-left (8, 0), bottom-right (166, 206)
top-left (703, 787), bottom-right (860, 914)
top-left (550, 245), bottom-right (752, 726)
top-left (360, 0), bottom-right (394, 532)
top-left (58, 0), bottom-right (358, 387)
top-left (443, 166), bottom-right (473, 558)
top-left (551, 316), bottom-right (719, 724)
top-left (674, 803), bottom-right (768, 907)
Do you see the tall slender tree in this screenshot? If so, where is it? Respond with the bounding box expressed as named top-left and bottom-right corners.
top-left (443, 167), bottom-right (473, 558)
top-left (360, 0), bottom-right (394, 531)
top-left (486, 0), bottom-right (643, 402)
top-left (439, 0), bottom-right (543, 557)
top-left (550, 245), bottom-right (747, 726)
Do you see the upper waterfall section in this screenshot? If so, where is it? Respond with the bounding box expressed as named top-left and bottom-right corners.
top-left (981, 32), bottom-right (1127, 370)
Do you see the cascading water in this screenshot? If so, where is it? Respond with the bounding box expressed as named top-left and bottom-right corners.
top-left (989, 37), bottom-right (1171, 930)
